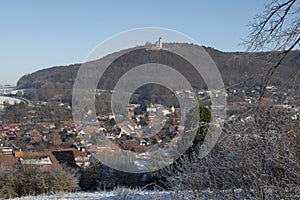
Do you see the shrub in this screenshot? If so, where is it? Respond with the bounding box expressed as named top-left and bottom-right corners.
top-left (162, 107), bottom-right (300, 199)
top-left (0, 166), bottom-right (79, 199)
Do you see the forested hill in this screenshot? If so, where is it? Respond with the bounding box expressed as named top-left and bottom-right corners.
top-left (16, 43), bottom-right (300, 101)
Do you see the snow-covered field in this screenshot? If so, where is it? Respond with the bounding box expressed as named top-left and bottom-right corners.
top-left (9, 188), bottom-right (300, 199)
top-left (8, 189), bottom-right (246, 200)
top-left (10, 191), bottom-right (172, 200)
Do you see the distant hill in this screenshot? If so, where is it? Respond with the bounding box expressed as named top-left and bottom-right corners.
top-left (17, 43), bottom-right (300, 103)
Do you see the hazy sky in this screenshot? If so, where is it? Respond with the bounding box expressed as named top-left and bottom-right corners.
top-left (0, 0), bottom-right (266, 85)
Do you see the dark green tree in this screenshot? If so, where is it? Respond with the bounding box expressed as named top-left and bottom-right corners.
top-left (109, 118), bottom-right (116, 126)
top-left (185, 104), bottom-right (212, 145)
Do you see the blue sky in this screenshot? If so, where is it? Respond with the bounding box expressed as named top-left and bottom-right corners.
top-left (0, 0), bottom-right (266, 85)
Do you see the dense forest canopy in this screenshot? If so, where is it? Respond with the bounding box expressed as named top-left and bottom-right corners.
top-left (17, 44), bottom-right (300, 104)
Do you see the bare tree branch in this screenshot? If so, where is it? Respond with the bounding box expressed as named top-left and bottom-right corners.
top-left (245, 0), bottom-right (300, 101)
top-left (247, 0), bottom-right (299, 51)
top-left (259, 36), bottom-right (300, 102)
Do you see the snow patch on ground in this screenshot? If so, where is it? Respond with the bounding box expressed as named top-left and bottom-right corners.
top-left (0, 96), bottom-right (21, 105)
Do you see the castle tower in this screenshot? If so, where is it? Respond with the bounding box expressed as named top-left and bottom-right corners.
top-left (158, 37), bottom-right (162, 49)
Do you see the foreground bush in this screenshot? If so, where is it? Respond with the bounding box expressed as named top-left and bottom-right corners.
top-left (0, 166), bottom-right (79, 199)
top-left (162, 108), bottom-right (300, 199)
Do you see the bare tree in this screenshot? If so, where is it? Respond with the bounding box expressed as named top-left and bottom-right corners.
top-left (245, 0), bottom-right (300, 100)
top-left (160, 3), bottom-right (300, 193)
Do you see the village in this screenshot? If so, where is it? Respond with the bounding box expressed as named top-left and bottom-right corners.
top-left (0, 86), bottom-right (186, 170)
top-left (0, 83), bottom-right (299, 171)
